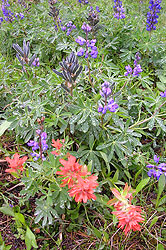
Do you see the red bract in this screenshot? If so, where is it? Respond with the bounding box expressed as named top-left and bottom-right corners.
top-left (108, 183), bottom-right (144, 235)
top-left (51, 139), bottom-right (65, 156)
top-left (68, 175), bottom-right (99, 203)
top-left (5, 153), bottom-right (27, 173)
top-left (57, 155), bottom-right (90, 188)
top-left (113, 205), bottom-right (144, 235)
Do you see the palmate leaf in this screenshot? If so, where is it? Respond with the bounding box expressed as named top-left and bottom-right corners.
top-left (34, 199), bottom-right (59, 227)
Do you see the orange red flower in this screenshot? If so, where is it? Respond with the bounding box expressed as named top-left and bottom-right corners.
top-left (57, 155), bottom-right (98, 202)
top-left (51, 139), bottom-right (65, 156)
top-left (5, 153), bottom-right (27, 173)
top-left (108, 183), bottom-right (144, 235)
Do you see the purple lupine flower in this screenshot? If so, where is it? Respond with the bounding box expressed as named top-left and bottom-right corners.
top-left (146, 154), bottom-right (166, 180)
top-left (113, 0), bottom-right (125, 19)
top-left (27, 140), bottom-right (39, 151)
top-left (160, 90), bottom-right (166, 97)
top-left (132, 64), bottom-right (143, 77)
top-left (0, 17), bottom-right (3, 24)
top-left (75, 36), bottom-right (86, 46)
top-left (107, 99), bottom-right (119, 112)
top-left (98, 82), bottom-right (118, 115)
top-left (19, 13), bottom-right (24, 19)
top-left (100, 82), bottom-right (112, 97)
top-left (61, 26), bottom-right (66, 31)
top-left (81, 22), bottom-right (92, 32)
top-left (124, 65), bottom-right (132, 76)
top-left (146, 0), bottom-right (162, 31)
top-left (32, 58), bottom-right (40, 67)
top-left (154, 155), bottom-right (160, 164)
top-left (98, 104), bottom-right (103, 113)
top-left (77, 47), bottom-right (85, 56)
top-left (96, 6), bottom-right (100, 12)
top-left (41, 132), bottom-right (47, 140)
top-left (42, 140), bottom-right (48, 151)
top-left (134, 52), bottom-right (141, 66)
top-left (90, 49), bottom-right (98, 58)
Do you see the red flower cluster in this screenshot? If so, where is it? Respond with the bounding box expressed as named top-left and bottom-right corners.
top-left (108, 183), bottom-right (144, 235)
top-left (51, 139), bottom-right (65, 156)
top-left (5, 153), bottom-right (27, 173)
top-left (57, 155), bottom-right (98, 203)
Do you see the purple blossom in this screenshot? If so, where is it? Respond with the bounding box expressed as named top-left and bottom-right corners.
top-left (113, 0), bottom-right (125, 19)
top-left (132, 64), bottom-right (143, 77)
top-left (41, 132), bottom-right (47, 140)
top-left (75, 36), bottom-right (86, 46)
top-left (77, 47), bottom-right (85, 56)
top-left (124, 65), bottom-right (132, 76)
top-left (96, 6), bottom-right (100, 12)
top-left (98, 82), bottom-right (118, 115)
top-left (160, 90), bottom-right (166, 98)
top-left (107, 99), bottom-right (119, 112)
top-left (146, 0), bottom-right (162, 31)
top-left (90, 49), bottom-right (98, 58)
top-left (154, 154), bottom-right (160, 164)
top-left (81, 22), bottom-right (92, 32)
top-left (32, 58), bottom-right (40, 67)
top-left (146, 154), bottom-right (166, 180)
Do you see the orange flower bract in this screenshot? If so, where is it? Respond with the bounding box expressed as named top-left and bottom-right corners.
top-left (5, 153), bottom-right (27, 173)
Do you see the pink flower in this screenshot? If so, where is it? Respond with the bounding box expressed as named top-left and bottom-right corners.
top-left (68, 175), bottom-right (98, 203)
top-left (108, 183), bottom-right (145, 235)
top-left (5, 153), bottom-right (27, 173)
top-left (113, 205), bottom-right (144, 235)
top-left (51, 139), bottom-right (65, 156)
top-left (57, 155), bottom-right (90, 188)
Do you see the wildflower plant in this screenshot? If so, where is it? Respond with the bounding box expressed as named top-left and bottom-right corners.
top-left (5, 153), bottom-right (27, 174)
top-left (146, 155), bottom-right (166, 179)
top-left (146, 0), bottom-right (162, 31)
top-left (108, 183), bottom-right (145, 235)
top-left (27, 117), bottom-right (48, 161)
top-left (1, 0), bottom-right (24, 24)
top-left (13, 39), bottom-right (36, 73)
top-left (113, 0), bottom-right (125, 19)
top-left (98, 81), bottom-right (118, 115)
top-left (52, 51), bottom-right (83, 95)
top-left (124, 52), bottom-right (143, 77)
top-left (87, 6), bottom-right (100, 34)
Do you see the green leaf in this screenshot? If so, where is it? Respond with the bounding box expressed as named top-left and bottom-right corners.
top-left (0, 206), bottom-right (15, 217)
top-left (135, 177), bottom-right (150, 195)
top-left (156, 244), bottom-right (164, 250)
top-left (156, 174), bottom-right (166, 207)
top-left (0, 121), bottom-right (12, 136)
top-left (25, 226), bottom-right (38, 250)
top-left (149, 216), bottom-right (158, 230)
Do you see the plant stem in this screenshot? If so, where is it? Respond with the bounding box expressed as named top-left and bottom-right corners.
top-left (129, 101), bottom-right (166, 129)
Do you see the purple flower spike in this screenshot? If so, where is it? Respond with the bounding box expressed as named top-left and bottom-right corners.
top-left (98, 104), bottom-right (103, 113)
top-left (124, 65), bottom-right (132, 76)
top-left (81, 22), bottom-right (92, 32)
top-left (160, 90), bottom-right (166, 98)
top-left (77, 47), bottom-right (85, 56)
top-left (154, 155), bottom-right (160, 164)
top-left (90, 49), bottom-right (98, 58)
top-left (132, 64), bottom-right (143, 77)
top-left (41, 132), bottom-right (47, 140)
top-left (75, 36), bottom-right (86, 46)
top-left (32, 58), bottom-right (40, 67)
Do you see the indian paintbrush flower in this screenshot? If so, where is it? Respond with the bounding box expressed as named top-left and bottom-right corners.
top-left (107, 183), bottom-right (144, 235)
top-left (57, 154), bottom-right (98, 203)
top-left (5, 153), bottom-right (27, 173)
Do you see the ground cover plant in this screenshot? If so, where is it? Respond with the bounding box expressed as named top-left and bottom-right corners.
top-left (0, 0), bottom-right (166, 249)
